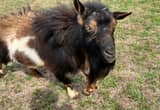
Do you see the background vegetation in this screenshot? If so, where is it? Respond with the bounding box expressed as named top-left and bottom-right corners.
top-left (0, 0), bottom-right (159, 110)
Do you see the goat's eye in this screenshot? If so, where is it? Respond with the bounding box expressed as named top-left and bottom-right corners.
top-left (85, 20), bottom-right (98, 33)
top-left (92, 12), bottom-right (97, 16)
top-left (103, 27), bottom-right (108, 31)
top-left (85, 25), bottom-right (92, 32)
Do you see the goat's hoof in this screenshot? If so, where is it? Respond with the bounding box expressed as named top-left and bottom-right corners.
top-left (67, 87), bottom-right (79, 99)
top-left (83, 84), bottom-right (98, 96)
top-left (0, 71), bottom-right (6, 78)
top-left (83, 89), bottom-right (91, 96)
top-left (0, 74), bottom-right (6, 78)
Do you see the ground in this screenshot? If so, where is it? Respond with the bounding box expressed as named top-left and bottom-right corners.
top-left (0, 0), bottom-right (160, 110)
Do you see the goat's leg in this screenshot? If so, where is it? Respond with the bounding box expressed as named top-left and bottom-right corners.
top-left (83, 72), bottom-right (98, 96)
top-left (26, 66), bottom-right (43, 78)
top-left (0, 64), bottom-right (4, 77)
top-left (0, 41), bottom-right (10, 78)
top-left (55, 72), bottom-right (79, 99)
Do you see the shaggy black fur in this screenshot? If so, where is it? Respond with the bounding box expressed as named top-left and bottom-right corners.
top-left (32, 2), bottom-right (115, 85)
top-left (0, 41), bottom-right (10, 64)
top-left (0, 0), bottom-right (131, 96)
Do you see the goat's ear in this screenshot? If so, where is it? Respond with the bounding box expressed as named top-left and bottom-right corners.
top-left (74, 0), bottom-right (85, 15)
top-left (74, 0), bottom-right (85, 25)
top-left (113, 12), bottom-right (132, 20)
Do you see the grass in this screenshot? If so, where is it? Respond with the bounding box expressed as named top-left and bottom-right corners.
top-left (0, 0), bottom-right (160, 110)
top-left (126, 83), bottom-right (144, 102)
top-left (101, 76), bottom-right (118, 88)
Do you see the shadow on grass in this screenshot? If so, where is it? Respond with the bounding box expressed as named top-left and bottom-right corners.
top-left (30, 88), bottom-right (73, 110)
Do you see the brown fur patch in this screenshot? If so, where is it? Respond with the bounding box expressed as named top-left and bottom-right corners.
top-left (87, 83), bottom-right (97, 92)
top-left (0, 6), bottom-right (35, 41)
top-left (77, 15), bottom-right (84, 25)
top-left (27, 38), bottom-right (35, 48)
top-left (83, 83), bottom-right (97, 96)
top-left (27, 67), bottom-right (43, 78)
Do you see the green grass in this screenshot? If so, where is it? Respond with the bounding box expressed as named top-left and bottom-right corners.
top-left (101, 76), bottom-right (118, 88)
top-left (31, 88), bottom-right (59, 110)
top-left (0, 0), bottom-right (160, 110)
top-left (126, 83), bottom-right (144, 102)
top-left (109, 100), bottom-right (123, 110)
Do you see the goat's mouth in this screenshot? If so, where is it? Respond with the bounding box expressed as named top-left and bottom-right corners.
top-left (102, 50), bottom-right (115, 64)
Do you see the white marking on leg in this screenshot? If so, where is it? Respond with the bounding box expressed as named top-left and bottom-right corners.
top-left (0, 69), bottom-right (3, 74)
top-left (67, 87), bottom-right (79, 99)
top-left (6, 36), bottom-right (44, 66)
